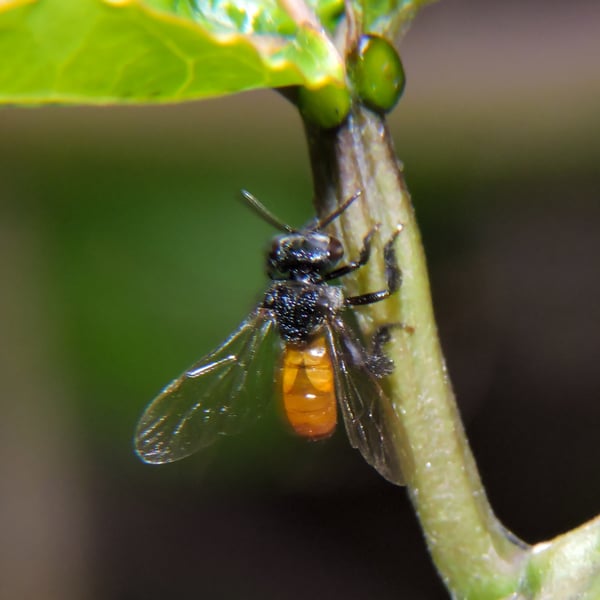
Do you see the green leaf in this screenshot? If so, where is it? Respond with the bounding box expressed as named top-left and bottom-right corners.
top-left (0, 0), bottom-right (344, 105)
top-left (361, 0), bottom-right (437, 39)
top-left (144, 0), bottom-right (296, 35)
top-left (306, 0), bottom-right (345, 33)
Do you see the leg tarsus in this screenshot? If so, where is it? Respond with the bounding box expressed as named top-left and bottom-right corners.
top-left (383, 225), bottom-right (402, 295)
top-left (366, 322), bottom-right (414, 378)
top-left (325, 224), bottom-right (379, 282)
top-left (345, 225), bottom-right (403, 307)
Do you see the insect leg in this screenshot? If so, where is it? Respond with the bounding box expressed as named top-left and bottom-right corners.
top-left (345, 225), bottom-right (403, 306)
top-left (324, 225), bottom-right (380, 281)
top-left (365, 323), bottom-right (414, 377)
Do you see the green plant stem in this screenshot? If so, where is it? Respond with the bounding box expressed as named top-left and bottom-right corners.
top-left (304, 104), bottom-right (529, 598)
top-left (523, 516), bottom-right (600, 598)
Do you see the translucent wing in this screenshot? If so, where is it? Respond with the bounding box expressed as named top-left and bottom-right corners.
top-left (326, 318), bottom-right (405, 486)
top-left (135, 309), bottom-right (279, 464)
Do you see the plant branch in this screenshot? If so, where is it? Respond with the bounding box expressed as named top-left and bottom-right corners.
top-left (521, 516), bottom-right (600, 598)
top-left (304, 104), bottom-right (530, 598)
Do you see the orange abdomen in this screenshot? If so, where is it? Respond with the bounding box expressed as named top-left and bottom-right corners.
top-left (281, 335), bottom-right (337, 440)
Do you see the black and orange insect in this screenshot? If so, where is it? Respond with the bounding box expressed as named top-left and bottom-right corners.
top-left (134, 191), bottom-right (404, 484)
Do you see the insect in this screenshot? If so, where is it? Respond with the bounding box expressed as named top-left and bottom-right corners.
top-left (134, 191), bottom-right (405, 485)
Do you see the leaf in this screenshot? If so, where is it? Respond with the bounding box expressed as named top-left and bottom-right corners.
top-left (360, 0), bottom-right (438, 39)
top-left (0, 0), bottom-right (344, 105)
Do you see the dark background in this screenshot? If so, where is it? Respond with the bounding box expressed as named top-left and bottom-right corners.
top-left (1, 1), bottom-right (599, 598)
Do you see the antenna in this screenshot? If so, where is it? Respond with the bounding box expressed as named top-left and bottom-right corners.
top-left (240, 190), bottom-right (295, 233)
top-left (311, 191), bottom-right (362, 231)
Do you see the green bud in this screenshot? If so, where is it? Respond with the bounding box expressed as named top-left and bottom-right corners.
top-left (351, 34), bottom-right (405, 113)
top-left (297, 83), bottom-right (351, 129)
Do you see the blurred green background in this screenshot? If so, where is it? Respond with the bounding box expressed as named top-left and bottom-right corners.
top-left (1, 1), bottom-right (600, 598)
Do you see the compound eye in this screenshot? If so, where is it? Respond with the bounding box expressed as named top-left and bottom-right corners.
top-left (268, 237), bottom-right (292, 278)
top-left (328, 237), bottom-right (344, 262)
top-left (268, 238), bottom-right (281, 260)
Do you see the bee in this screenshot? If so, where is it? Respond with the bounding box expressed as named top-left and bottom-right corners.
top-left (134, 191), bottom-right (405, 485)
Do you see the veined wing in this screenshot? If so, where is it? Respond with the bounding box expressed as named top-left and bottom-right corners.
top-left (326, 318), bottom-right (404, 486)
top-left (135, 309), bottom-right (279, 464)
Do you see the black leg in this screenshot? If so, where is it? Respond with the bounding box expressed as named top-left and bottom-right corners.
top-left (366, 323), bottom-right (414, 377)
top-left (345, 225), bottom-right (403, 307)
top-left (324, 225), bottom-right (379, 281)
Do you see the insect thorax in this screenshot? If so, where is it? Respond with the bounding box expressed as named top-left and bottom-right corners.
top-left (264, 282), bottom-right (344, 343)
